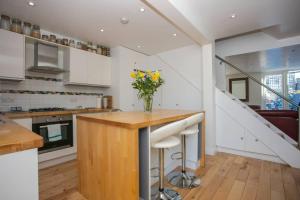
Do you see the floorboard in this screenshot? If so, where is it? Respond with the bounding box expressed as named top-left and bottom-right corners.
top-left (39, 152), bottom-right (300, 200)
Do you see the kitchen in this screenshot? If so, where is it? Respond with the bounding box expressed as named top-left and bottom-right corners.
top-left (0, 0), bottom-right (205, 200)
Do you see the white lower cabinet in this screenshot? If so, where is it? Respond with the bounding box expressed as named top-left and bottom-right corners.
top-left (244, 129), bottom-right (275, 156)
top-left (216, 106), bottom-right (275, 156)
top-left (13, 118), bottom-right (32, 130)
top-left (216, 107), bottom-right (245, 151)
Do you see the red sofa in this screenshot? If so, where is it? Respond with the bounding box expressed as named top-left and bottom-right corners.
top-left (255, 110), bottom-right (298, 141)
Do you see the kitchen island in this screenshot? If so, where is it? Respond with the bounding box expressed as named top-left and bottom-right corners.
top-left (77, 109), bottom-right (205, 200)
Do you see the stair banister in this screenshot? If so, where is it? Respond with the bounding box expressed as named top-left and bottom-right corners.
top-left (215, 55), bottom-right (300, 148)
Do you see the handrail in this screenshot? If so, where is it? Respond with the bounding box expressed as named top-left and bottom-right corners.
top-left (215, 55), bottom-right (299, 108)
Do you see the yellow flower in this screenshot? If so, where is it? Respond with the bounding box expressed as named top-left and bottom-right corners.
top-left (146, 70), bottom-right (152, 76)
top-left (151, 71), bottom-right (160, 81)
top-left (130, 72), bottom-right (136, 78)
top-left (138, 71), bottom-right (145, 78)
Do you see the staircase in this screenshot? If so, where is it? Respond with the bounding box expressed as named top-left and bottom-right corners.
top-left (216, 88), bottom-right (300, 168)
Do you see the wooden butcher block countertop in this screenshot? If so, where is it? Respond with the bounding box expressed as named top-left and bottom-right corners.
top-left (0, 115), bottom-right (43, 155)
top-left (77, 109), bottom-right (203, 129)
top-left (5, 108), bottom-right (114, 119)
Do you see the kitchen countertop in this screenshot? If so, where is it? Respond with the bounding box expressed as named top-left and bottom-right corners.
top-left (0, 115), bottom-right (43, 155)
top-left (4, 108), bottom-right (115, 119)
top-left (77, 109), bottom-right (203, 129)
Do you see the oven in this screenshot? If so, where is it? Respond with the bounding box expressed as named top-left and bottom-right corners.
top-left (32, 115), bottom-right (73, 154)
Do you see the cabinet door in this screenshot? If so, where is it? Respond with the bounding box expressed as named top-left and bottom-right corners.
top-left (216, 106), bottom-right (245, 151)
top-left (13, 118), bottom-right (32, 130)
top-left (245, 130), bottom-right (275, 156)
top-left (0, 29), bottom-right (24, 80)
top-left (99, 55), bottom-right (111, 86)
top-left (87, 54), bottom-right (111, 86)
top-left (87, 53), bottom-right (101, 85)
top-left (69, 48), bottom-right (88, 84)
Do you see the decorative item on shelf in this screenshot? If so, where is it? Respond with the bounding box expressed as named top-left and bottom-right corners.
top-left (76, 41), bottom-right (82, 49)
top-left (42, 34), bottom-right (49, 41)
top-left (62, 38), bottom-right (69, 46)
top-left (69, 40), bottom-right (75, 47)
top-left (87, 41), bottom-right (93, 52)
top-left (92, 44), bottom-right (97, 53)
top-left (102, 96), bottom-right (108, 109)
top-left (49, 34), bottom-right (56, 42)
top-left (10, 18), bottom-right (22, 33)
top-left (103, 96), bottom-right (113, 109)
top-left (0, 14), bottom-right (10, 30)
top-left (56, 38), bottom-right (62, 44)
top-left (22, 22), bottom-right (32, 36)
top-left (81, 42), bottom-right (87, 50)
top-left (130, 69), bottom-right (164, 112)
top-left (31, 24), bottom-right (41, 38)
top-left (96, 45), bottom-right (102, 54)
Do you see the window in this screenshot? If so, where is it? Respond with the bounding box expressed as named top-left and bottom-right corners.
top-left (287, 70), bottom-right (300, 110)
top-left (263, 74), bottom-right (283, 110)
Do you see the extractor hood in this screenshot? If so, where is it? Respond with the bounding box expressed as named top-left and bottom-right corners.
top-left (28, 42), bottom-right (65, 74)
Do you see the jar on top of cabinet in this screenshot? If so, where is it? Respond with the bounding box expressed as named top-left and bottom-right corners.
top-left (10, 18), bottom-right (22, 33)
top-left (0, 15), bottom-right (10, 30)
top-left (22, 22), bottom-right (32, 36)
top-left (31, 24), bottom-right (41, 38)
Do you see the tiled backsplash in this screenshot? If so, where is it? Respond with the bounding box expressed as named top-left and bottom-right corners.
top-left (0, 77), bottom-right (106, 112)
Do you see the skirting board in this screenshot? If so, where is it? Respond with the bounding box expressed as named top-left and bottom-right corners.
top-left (39, 153), bottom-right (76, 169)
top-left (217, 146), bottom-right (286, 164)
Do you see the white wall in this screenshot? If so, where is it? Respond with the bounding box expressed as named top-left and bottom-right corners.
top-left (109, 45), bottom-right (203, 112)
top-left (215, 32), bottom-right (300, 90)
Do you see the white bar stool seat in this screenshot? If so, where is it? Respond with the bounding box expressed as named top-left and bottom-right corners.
top-left (151, 120), bottom-right (186, 200)
top-left (152, 136), bottom-right (180, 149)
top-left (168, 113), bottom-right (204, 189)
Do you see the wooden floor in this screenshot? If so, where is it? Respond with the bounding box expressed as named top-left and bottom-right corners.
top-left (39, 152), bottom-right (300, 200)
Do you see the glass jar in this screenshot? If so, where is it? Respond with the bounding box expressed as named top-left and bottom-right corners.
top-left (0, 15), bottom-right (10, 30)
top-left (69, 40), bottom-right (75, 48)
top-left (49, 34), bottom-right (56, 43)
top-left (22, 22), bottom-right (31, 36)
top-left (31, 25), bottom-right (41, 38)
top-left (10, 18), bottom-right (22, 33)
top-left (97, 45), bottom-right (102, 54)
top-left (76, 42), bottom-right (82, 49)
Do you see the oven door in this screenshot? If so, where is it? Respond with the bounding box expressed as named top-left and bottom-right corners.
top-left (32, 120), bottom-right (73, 153)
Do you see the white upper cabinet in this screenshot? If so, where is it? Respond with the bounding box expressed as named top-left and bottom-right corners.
top-left (0, 29), bottom-right (25, 80)
top-left (66, 48), bottom-right (88, 84)
top-left (64, 48), bottom-right (111, 86)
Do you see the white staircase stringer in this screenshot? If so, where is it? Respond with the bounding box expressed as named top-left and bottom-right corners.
top-left (215, 88), bottom-right (300, 168)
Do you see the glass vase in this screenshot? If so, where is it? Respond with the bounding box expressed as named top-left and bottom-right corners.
top-left (143, 95), bottom-right (153, 112)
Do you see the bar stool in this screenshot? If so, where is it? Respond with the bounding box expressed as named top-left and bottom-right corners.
top-left (151, 120), bottom-right (186, 200)
top-left (167, 113), bottom-right (204, 189)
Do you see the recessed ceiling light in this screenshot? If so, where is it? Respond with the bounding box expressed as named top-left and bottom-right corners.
top-left (28, 1), bottom-right (35, 6)
top-left (120, 17), bottom-right (129, 24)
top-left (100, 28), bottom-right (104, 32)
top-left (137, 45), bottom-right (141, 48)
top-left (140, 7), bottom-right (145, 12)
top-left (230, 13), bottom-right (237, 19)
top-left (173, 33), bottom-right (177, 37)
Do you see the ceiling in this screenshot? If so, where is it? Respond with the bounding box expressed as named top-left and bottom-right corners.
top-left (0, 0), bottom-right (194, 55)
top-left (226, 44), bottom-right (300, 73)
top-left (168, 0), bottom-right (300, 40)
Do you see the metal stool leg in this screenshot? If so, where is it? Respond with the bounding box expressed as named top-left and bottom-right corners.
top-left (167, 135), bottom-right (201, 188)
top-left (154, 148), bottom-right (181, 200)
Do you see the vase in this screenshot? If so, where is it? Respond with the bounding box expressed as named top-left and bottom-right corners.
top-left (143, 95), bottom-right (153, 112)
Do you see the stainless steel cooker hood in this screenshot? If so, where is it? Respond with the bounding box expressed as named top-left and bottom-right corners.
top-left (28, 42), bottom-right (65, 74)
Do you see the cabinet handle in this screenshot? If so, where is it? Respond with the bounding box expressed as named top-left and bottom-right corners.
top-left (240, 137), bottom-right (244, 140)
